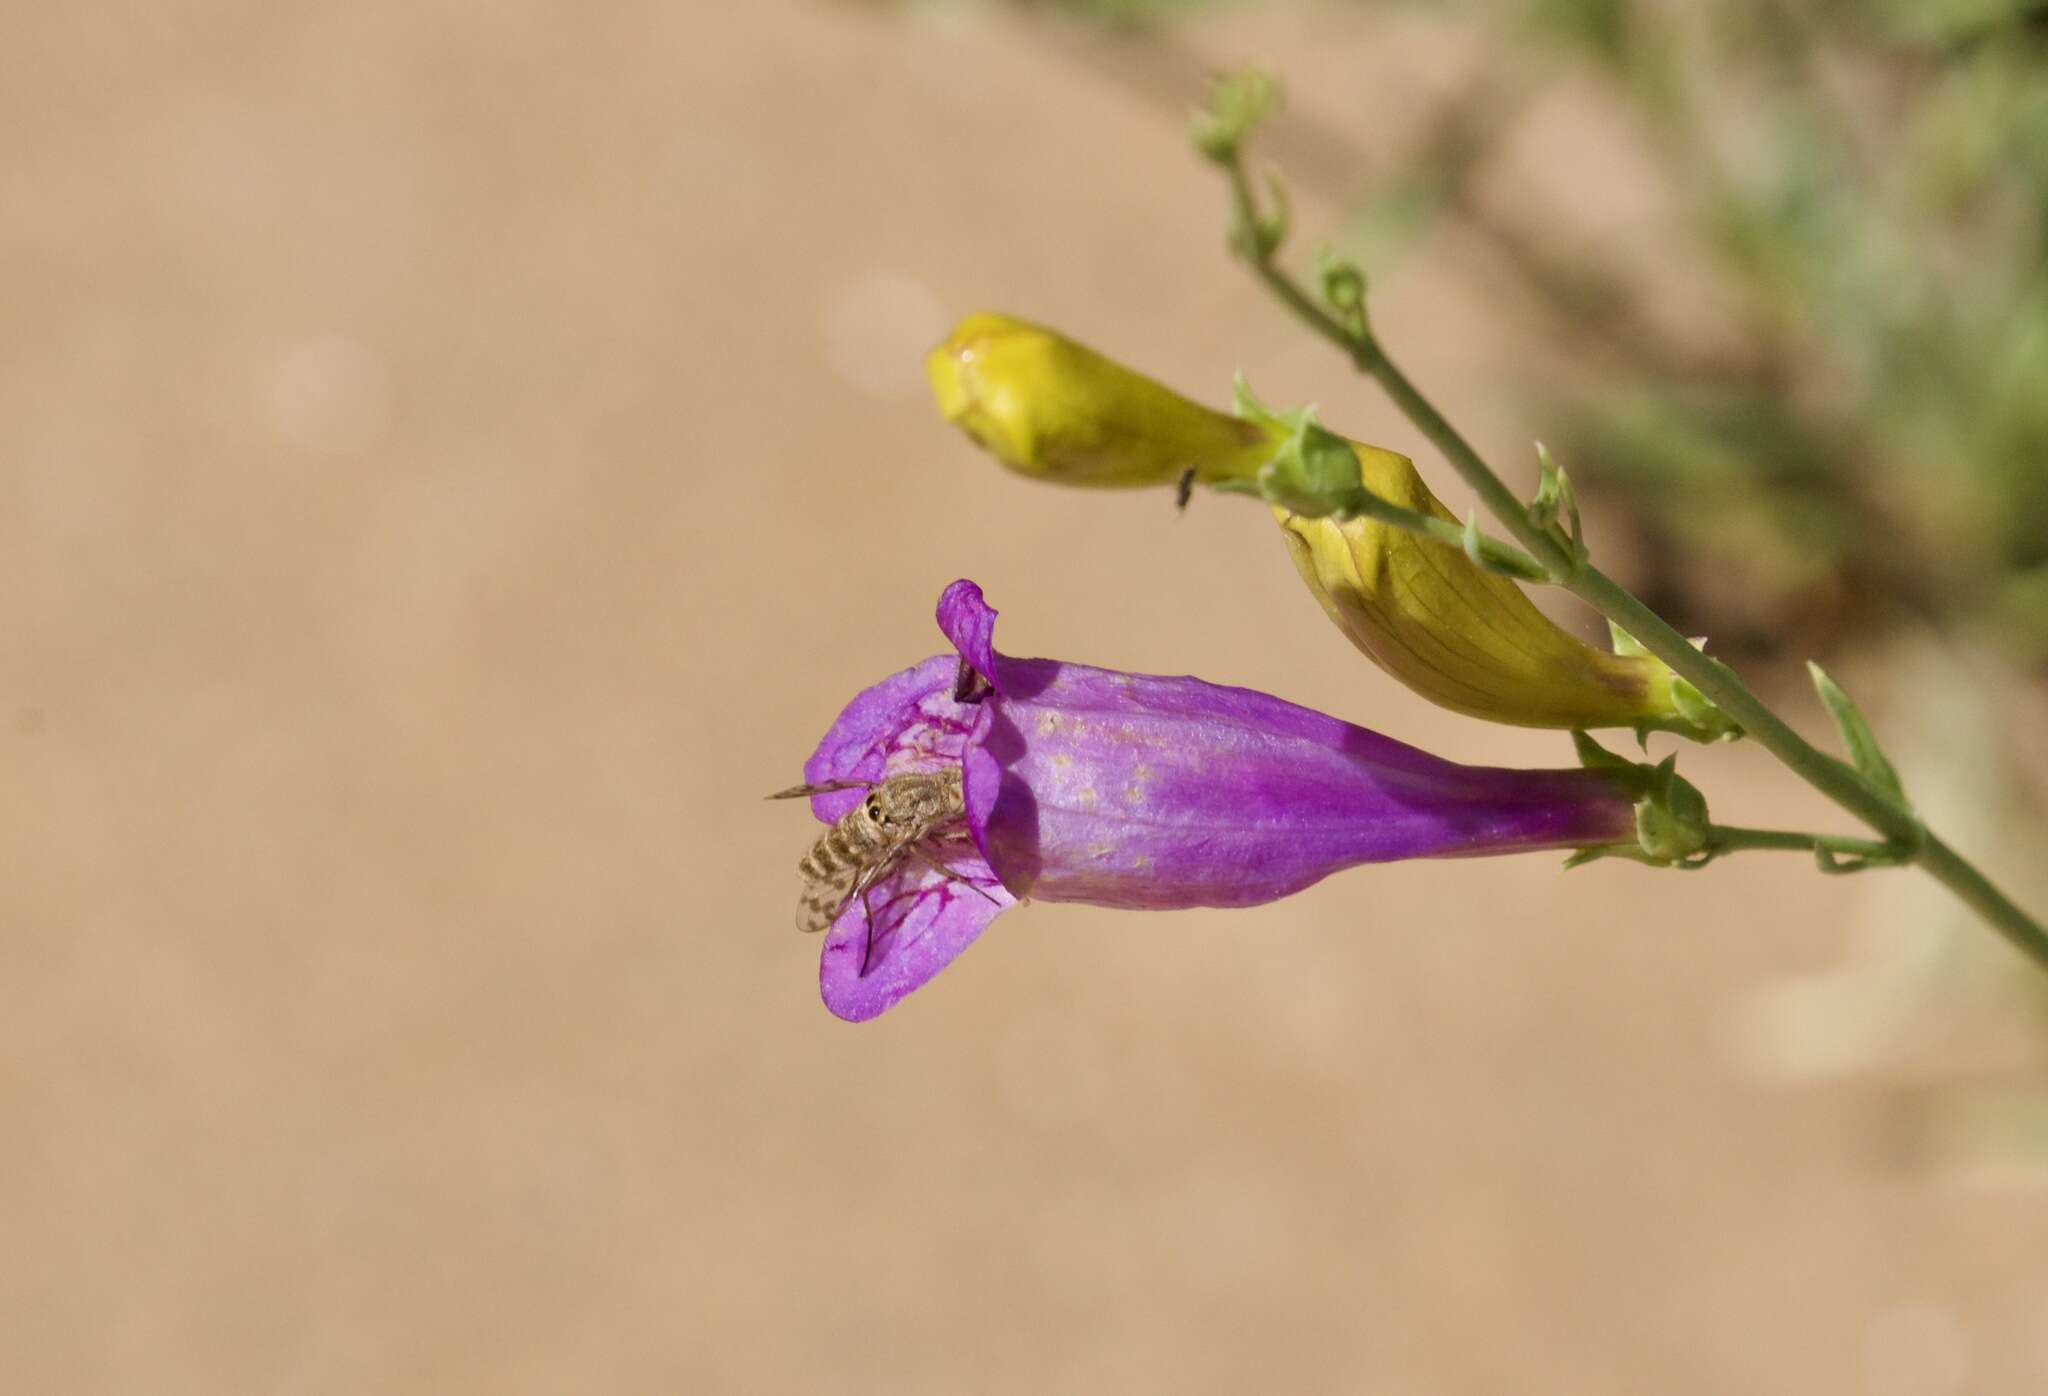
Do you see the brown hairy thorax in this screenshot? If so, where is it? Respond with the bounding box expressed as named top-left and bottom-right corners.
top-left (770, 768), bottom-right (972, 937)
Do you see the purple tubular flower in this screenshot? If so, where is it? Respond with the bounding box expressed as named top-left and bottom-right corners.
top-left (800, 580), bottom-right (1637, 1021)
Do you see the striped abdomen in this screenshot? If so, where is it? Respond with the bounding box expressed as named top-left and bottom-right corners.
top-left (792, 769), bottom-right (966, 934)
top-left (799, 806), bottom-right (892, 884)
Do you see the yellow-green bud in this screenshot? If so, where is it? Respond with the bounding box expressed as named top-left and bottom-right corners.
top-left (927, 313), bottom-right (1282, 488)
top-left (1277, 450), bottom-right (1703, 732)
top-left (929, 311), bottom-right (1724, 736)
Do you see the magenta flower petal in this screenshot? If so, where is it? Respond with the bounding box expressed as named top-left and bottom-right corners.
top-left (791, 580), bottom-right (1638, 1019)
top-left (936, 580), bottom-right (1005, 693)
top-left (940, 582), bottom-right (1634, 907)
top-left (799, 655), bottom-right (967, 821)
top-left (818, 845), bottom-right (1015, 1022)
top-left (794, 651), bottom-right (1018, 1022)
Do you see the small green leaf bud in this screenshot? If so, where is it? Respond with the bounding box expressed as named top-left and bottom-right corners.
top-left (1807, 663), bottom-right (1907, 804)
top-left (1529, 442), bottom-right (1586, 570)
top-left (1191, 69), bottom-right (1279, 165)
top-left (1317, 249), bottom-right (1367, 323)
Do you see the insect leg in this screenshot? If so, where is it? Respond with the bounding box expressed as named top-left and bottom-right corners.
top-left (859, 883), bottom-right (876, 977)
top-left (905, 842), bottom-right (1001, 907)
top-left (847, 849), bottom-right (908, 978)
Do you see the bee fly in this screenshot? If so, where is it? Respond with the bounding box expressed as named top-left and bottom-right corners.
top-left (768, 767), bottom-right (998, 971)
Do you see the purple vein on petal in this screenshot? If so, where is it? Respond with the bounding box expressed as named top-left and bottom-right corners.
top-left (819, 840), bottom-right (1015, 1023)
top-left (800, 655), bottom-right (972, 821)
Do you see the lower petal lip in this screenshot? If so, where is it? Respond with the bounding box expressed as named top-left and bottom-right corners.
top-left (817, 848), bottom-right (1015, 1022)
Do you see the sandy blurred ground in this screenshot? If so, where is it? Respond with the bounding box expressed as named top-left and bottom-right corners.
top-left (5, 1), bottom-right (2048, 1391)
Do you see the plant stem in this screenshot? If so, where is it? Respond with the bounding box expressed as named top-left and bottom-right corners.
top-left (1219, 156), bottom-right (2048, 971)
top-left (1341, 489), bottom-right (1547, 580)
top-left (1702, 825), bottom-right (1898, 860)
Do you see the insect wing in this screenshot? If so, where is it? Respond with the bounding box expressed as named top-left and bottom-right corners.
top-left (766, 778), bottom-right (872, 802)
top-left (795, 864), bottom-right (859, 935)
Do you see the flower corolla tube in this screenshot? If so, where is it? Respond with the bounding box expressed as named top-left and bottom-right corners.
top-left (793, 580), bottom-right (1638, 1021)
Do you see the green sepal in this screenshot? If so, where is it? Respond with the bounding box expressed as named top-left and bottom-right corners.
top-left (1807, 662), bottom-right (1907, 805)
top-left (1569, 732), bottom-right (1711, 865)
top-left (1608, 625), bottom-right (1741, 743)
top-left (1233, 379), bottom-right (1372, 521)
top-left (1633, 755), bottom-right (1710, 862)
top-left (1608, 622), bottom-right (1650, 658)
top-left (1571, 728), bottom-right (1635, 775)
top-left (1670, 676), bottom-right (1733, 739)
top-left (1258, 414), bottom-right (1365, 520)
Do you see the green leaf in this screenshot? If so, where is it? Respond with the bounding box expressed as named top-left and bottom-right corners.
top-left (1807, 662), bottom-right (1907, 804)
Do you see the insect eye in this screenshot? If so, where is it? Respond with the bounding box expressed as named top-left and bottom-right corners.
top-left (866, 800), bottom-right (886, 822)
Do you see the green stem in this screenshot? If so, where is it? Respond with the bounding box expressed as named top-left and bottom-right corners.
top-left (1342, 489), bottom-right (1547, 580)
top-left (1703, 825), bottom-right (1899, 860)
top-left (1218, 153), bottom-right (2048, 972)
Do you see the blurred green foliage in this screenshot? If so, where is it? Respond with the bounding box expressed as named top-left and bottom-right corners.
top-left (885, 0), bottom-right (1244, 28)
top-left (889, 0), bottom-right (2048, 669)
top-left (1388, 0), bottom-right (2048, 669)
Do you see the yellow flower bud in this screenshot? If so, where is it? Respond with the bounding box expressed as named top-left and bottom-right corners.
top-left (1276, 442), bottom-right (1691, 731)
top-left (929, 311), bottom-right (1716, 735)
top-left (927, 313), bottom-right (1281, 488)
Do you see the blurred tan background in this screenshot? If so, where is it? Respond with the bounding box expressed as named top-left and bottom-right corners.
top-left (8, 1), bottom-right (2048, 1391)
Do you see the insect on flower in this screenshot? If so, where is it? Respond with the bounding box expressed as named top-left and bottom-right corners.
top-left (768, 768), bottom-right (998, 973)
top-left (781, 579), bottom-right (1651, 1022)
